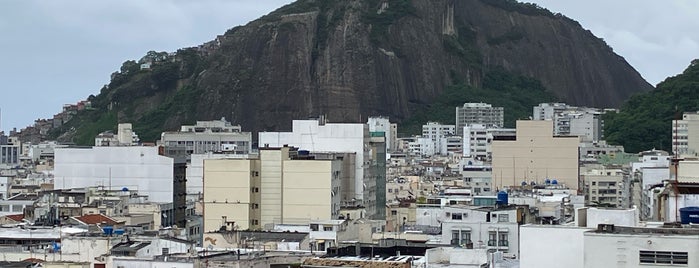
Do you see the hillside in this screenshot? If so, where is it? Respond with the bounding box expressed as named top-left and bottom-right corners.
top-left (44, 0), bottom-right (651, 144)
top-left (604, 60), bottom-right (699, 153)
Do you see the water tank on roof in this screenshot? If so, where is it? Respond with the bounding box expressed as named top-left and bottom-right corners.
top-left (679, 207), bottom-right (699, 224)
top-left (496, 191), bottom-right (508, 205)
top-left (552, 179), bottom-right (558, 185)
top-left (121, 187), bottom-right (129, 192)
top-left (103, 226), bottom-right (114, 236)
top-left (114, 229), bottom-right (125, 235)
top-left (298, 150), bottom-right (310, 156)
top-left (545, 179), bottom-right (551, 185)
top-left (521, 181), bottom-right (527, 186)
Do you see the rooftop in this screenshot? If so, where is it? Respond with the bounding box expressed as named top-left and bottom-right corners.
top-left (592, 224), bottom-right (699, 236)
top-left (73, 214), bottom-right (122, 225)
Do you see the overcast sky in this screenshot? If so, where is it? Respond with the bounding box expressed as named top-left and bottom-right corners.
top-left (1, 0), bottom-right (697, 133)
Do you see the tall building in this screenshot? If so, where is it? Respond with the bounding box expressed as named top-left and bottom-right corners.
top-left (367, 117), bottom-right (397, 152)
top-left (672, 112), bottom-right (699, 157)
top-left (0, 132), bottom-right (19, 167)
top-left (462, 124), bottom-right (516, 161)
top-left (202, 146), bottom-right (343, 232)
top-left (455, 103), bottom-right (504, 135)
top-left (533, 103), bottom-right (603, 142)
top-left (422, 122), bottom-right (457, 156)
top-left (491, 120), bottom-right (580, 190)
top-left (160, 118), bottom-right (252, 160)
top-left (368, 132), bottom-right (387, 220)
top-left (581, 166), bottom-right (628, 208)
top-left (259, 119), bottom-right (381, 218)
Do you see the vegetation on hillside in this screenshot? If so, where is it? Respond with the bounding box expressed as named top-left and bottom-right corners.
top-left (604, 60), bottom-right (699, 153)
top-left (400, 68), bottom-right (557, 135)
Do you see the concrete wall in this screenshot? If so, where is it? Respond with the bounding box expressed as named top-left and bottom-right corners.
top-left (282, 160), bottom-right (337, 224)
top-left (520, 225), bottom-right (589, 268)
top-left (492, 121), bottom-right (579, 190)
top-left (584, 231), bottom-right (699, 268)
top-left (54, 147), bottom-right (174, 203)
top-left (203, 159), bottom-right (253, 232)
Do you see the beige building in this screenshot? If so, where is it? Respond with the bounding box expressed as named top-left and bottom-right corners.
top-left (203, 146), bottom-right (342, 232)
top-left (581, 166), bottom-right (627, 208)
top-left (672, 112), bottom-right (699, 157)
top-left (492, 120), bottom-right (580, 190)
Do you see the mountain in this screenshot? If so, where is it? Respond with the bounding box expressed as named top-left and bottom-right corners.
top-left (604, 59), bottom-right (699, 153)
top-left (45, 0), bottom-right (652, 144)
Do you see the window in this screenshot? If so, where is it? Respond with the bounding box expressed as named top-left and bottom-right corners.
top-left (162, 247), bottom-right (169, 255)
top-left (452, 213), bottom-right (463, 220)
top-left (498, 232), bottom-right (509, 247)
top-left (310, 224), bottom-right (319, 231)
top-left (323, 226), bottom-right (333, 231)
top-left (488, 232), bottom-right (497, 246)
top-left (391, 210), bottom-right (397, 216)
top-left (388, 189), bottom-right (393, 193)
top-left (498, 214), bottom-right (509, 222)
top-left (639, 251), bottom-right (688, 265)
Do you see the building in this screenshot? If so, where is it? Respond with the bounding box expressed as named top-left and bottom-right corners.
top-left (259, 118), bottom-right (379, 218)
top-left (584, 225), bottom-right (698, 267)
top-left (533, 103), bottom-right (603, 142)
top-left (54, 146), bottom-right (174, 203)
top-left (421, 122), bottom-right (457, 156)
top-left (462, 124), bottom-right (516, 161)
top-left (581, 166), bottom-right (628, 208)
top-left (202, 146), bottom-right (343, 232)
top-left (367, 116), bottom-right (397, 152)
top-left (672, 112), bottom-right (699, 157)
top-left (0, 133), bottom-right (20, 167)
top-left (492, 120), bottom-right (580, 190)
top-left (160, 118), bottom-right (252, 160)
top-left (455, 103), bottom-right (504, 135)
top-left (94, 123), bottom-right (140, 147)
top-left (440, 206), bottom-right (521, 255)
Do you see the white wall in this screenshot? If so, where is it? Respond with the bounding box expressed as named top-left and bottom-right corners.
top-left (586, 207), bottom-right (639, 228)
top-left (54, 147), bottom-right (174, 203)
top-left (259, 120), bottom-right (365, 201)
top-left (584, 231), bottom-right (699, 268)
top-left (520, 225), bottom-right (589, 268)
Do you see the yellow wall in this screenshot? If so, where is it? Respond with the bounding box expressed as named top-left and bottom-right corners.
top-left (282, 161), bottom-right (333, 224)
top-left (492, 120), bottom-right (580, 190)
top-left (203, 159), bottom-right (253, 231)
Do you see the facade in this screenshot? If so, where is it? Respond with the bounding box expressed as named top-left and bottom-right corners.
top-left (160, 118), bottom-right (252, 160)
top-left (54, 146), bottom-right (174, 203)
top-left (440, 206), bottom-right (520, 255)
top-left (584, 225), bottom-right (699, 267)
top-left (492, 120), bottom-right (580, 190)
top-left (367, 116), bottom-right (397, 152)
top-left (202, 146), bottom-right (343, 232)
top-left (422, 122), bottom-right (457, 156)
top-left (533, 103), bottom-right (603, 142)
top-left (259, 119), bottom-right (377, 218)
top-left (455, 103), bottom-right (504, 135)
top-left (581, 167), bottom-right (627, 208)
top-left (462, 124), bottom-right (516, 160)
top-left (672, 112), bottom-right (699, 156)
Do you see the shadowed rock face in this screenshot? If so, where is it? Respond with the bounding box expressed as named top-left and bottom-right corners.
top-left (88, 0), bottom-right (653, 137)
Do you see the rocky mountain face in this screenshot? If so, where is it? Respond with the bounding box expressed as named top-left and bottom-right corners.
top-left (49, 0), bottom-right (652, 143)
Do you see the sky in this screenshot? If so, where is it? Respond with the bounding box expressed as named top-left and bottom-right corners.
top-left (0, 0), bottom-right (697, 133)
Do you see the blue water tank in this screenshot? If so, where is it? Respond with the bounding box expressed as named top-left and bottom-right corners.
top-left (679, 207), bottom-right (699, 224)
top-left (530, 181), bottom-right (536, 186)
top-left (298, 150), bottom-right (310, 156)
top-left (121, 187), bottom-right (129, 192)
top-left (496, 191), bottom-right (508, 205)
top-left (114, 229), bottom-right (125, 235)
top-left (545, 179), bottom-right (551, 185)
top-left (103, 226), bottom-right (114, 236)
top-left (521, 181), bottom-right (527, 186)
top-left (552, 179), bottom-right (558, 185)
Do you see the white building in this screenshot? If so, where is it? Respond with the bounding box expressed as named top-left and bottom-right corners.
top-left (455, 103), bottom-right (504, 135)
top-left (95, 123), bottom-right (140, 147)
top-left (259, 119), bottom-right (374, 217)
top-left (422, 122), bottom-right (457, 156)
top-left (462, 124), bottom-right (516, 160)
top-left (440, 206), bottom-right (520, 255)
top-left (367, 116), bottom-right (397, 152)
top-left (160, 118), bottom-right (252, 160)
top-left (54, 146), bottom-right (174, 203)
top-left (28, 141), bottom-right (68, 162)
top-left (533, 103), bottom-right (603, 142)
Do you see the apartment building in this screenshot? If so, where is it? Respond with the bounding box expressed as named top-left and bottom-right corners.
top-left (672, 112), bottom-right (699, 156)
top-left (422, 122), bottom-right (458, 156)
top-left (259, 118), bottom-right (380, 219)
top-left (160, 118), bottom-right (252, 160)
top-left (492, 120), bottom-right (580, 190)
top-left (581, 166), bottom-right (628, 208)
top-left (533, 103), bottom-right (603, 142)
top-left (202, 146), bottom-right (343, 232)
top-left (367, 116), bottom-right (398, 152)
top-left (462, 124), bottom-right (516, 161)
top-left (455, 103), bottom-right (504, 135)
